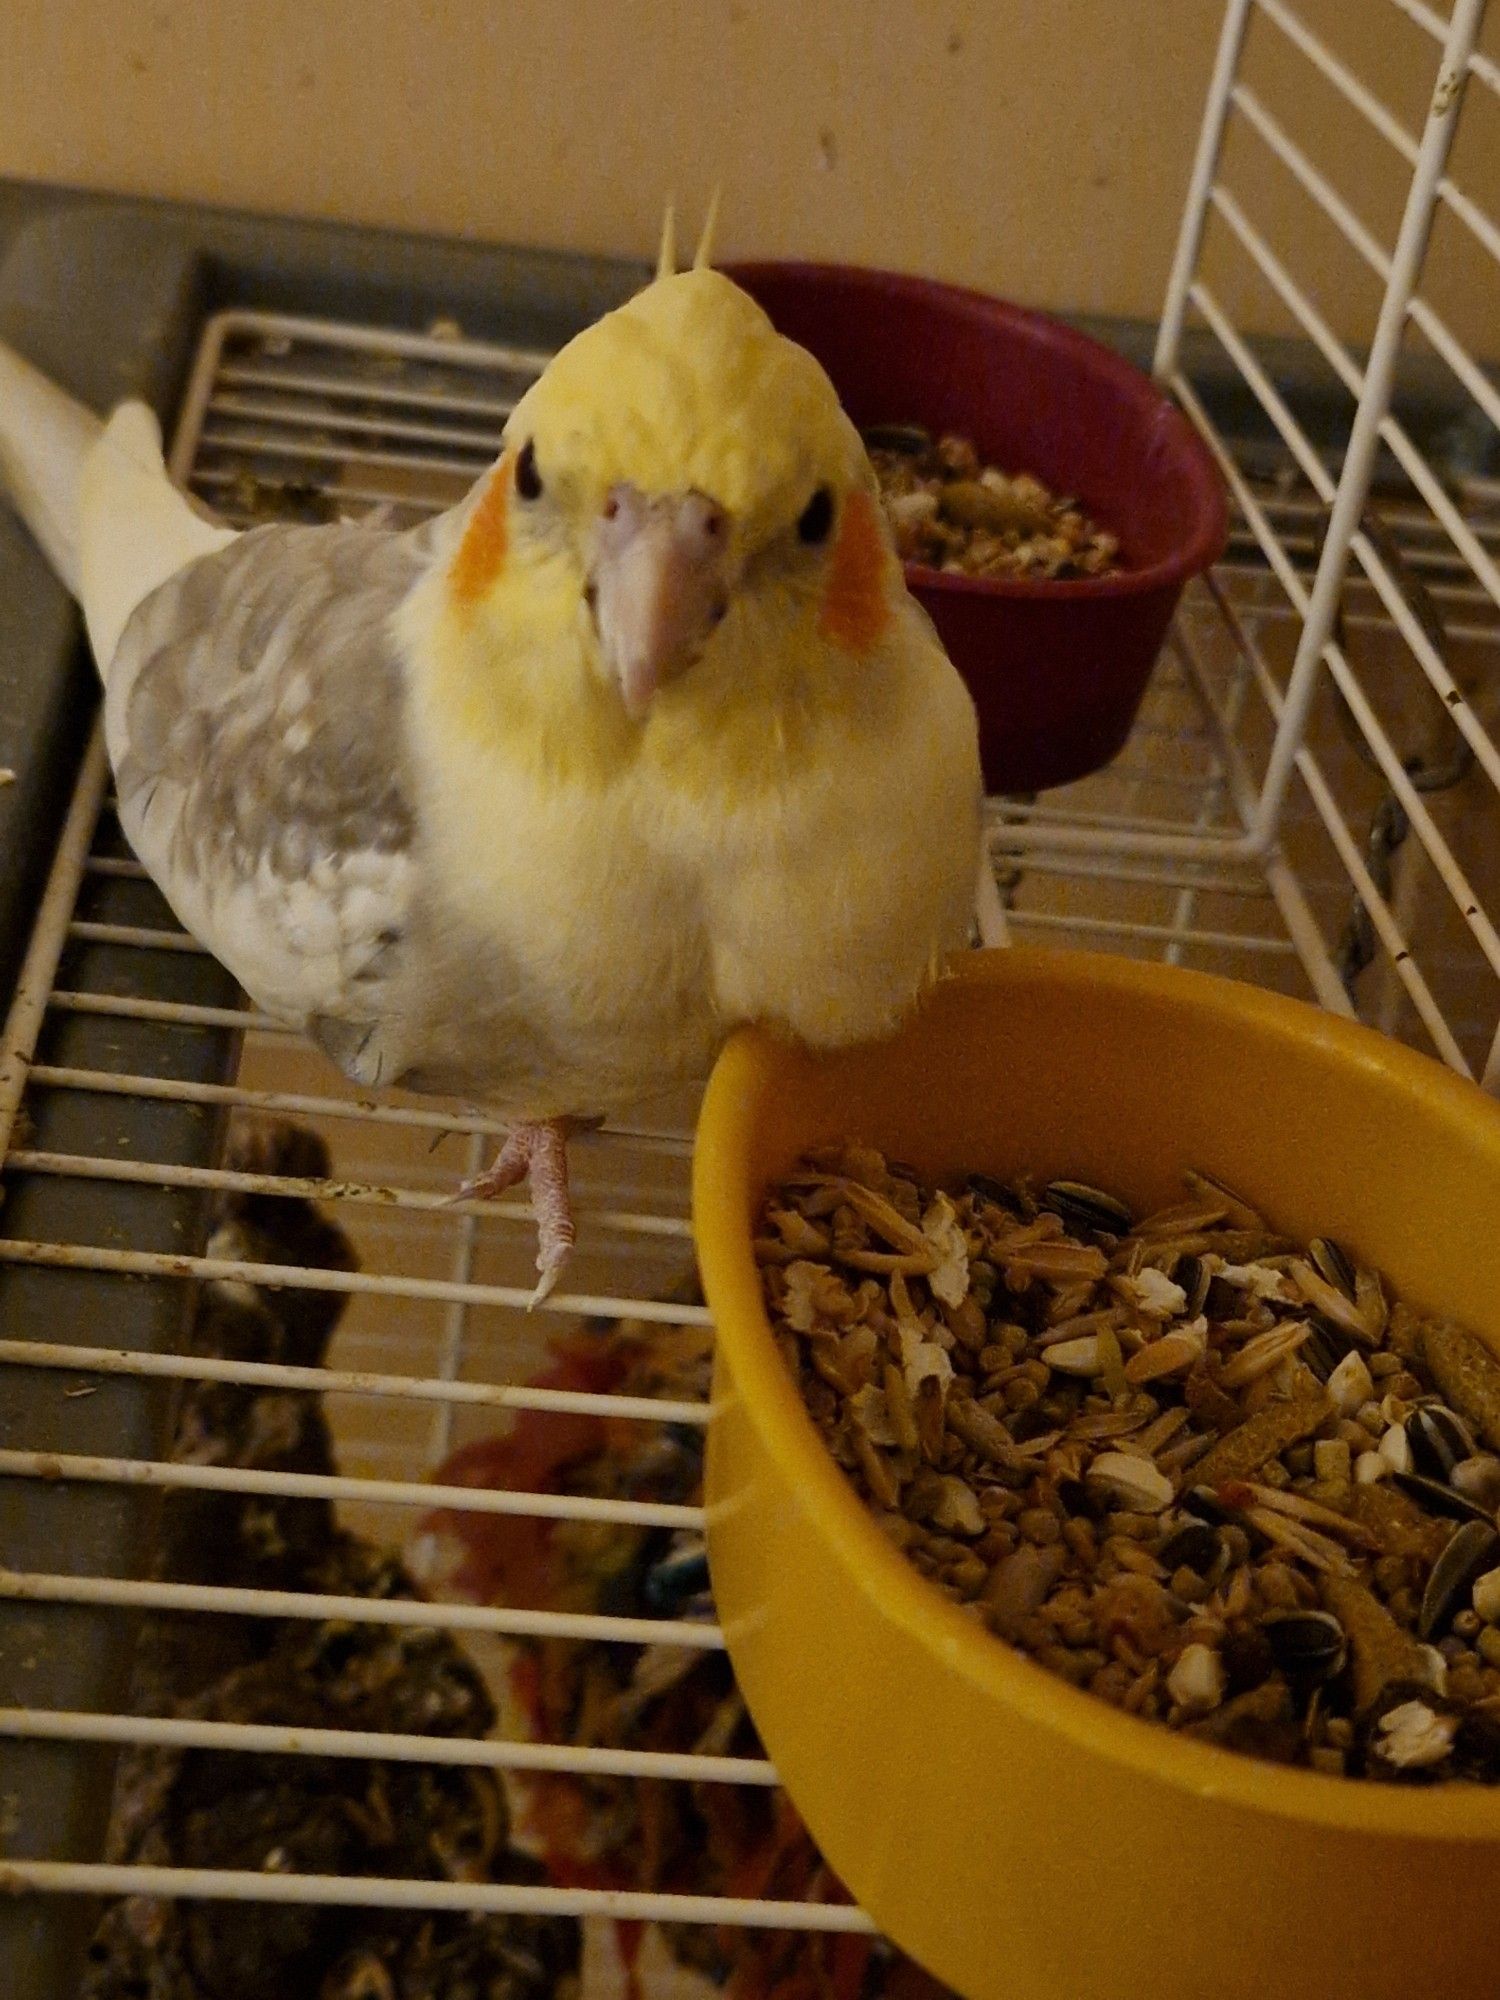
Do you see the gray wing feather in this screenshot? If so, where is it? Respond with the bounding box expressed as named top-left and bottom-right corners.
top-left (104, 519), bottom-right (440, 1035)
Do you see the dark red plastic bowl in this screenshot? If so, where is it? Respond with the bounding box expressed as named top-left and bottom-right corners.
top-left (726, 263), bottom-right (1229, 793)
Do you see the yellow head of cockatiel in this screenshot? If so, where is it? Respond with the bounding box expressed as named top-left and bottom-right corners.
top-left (432, 255), bottom-right (899, 740)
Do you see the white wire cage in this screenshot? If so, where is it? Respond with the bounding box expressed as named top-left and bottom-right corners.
top-left (3, 0), bottom-right (1500, 1989)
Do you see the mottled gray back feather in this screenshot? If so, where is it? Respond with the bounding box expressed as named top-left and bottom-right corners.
top-left (105, 519), bottom-right (440, 1036)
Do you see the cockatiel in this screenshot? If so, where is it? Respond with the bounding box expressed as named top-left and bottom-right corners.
top-left (0, 222), bottom-right (982, 1298)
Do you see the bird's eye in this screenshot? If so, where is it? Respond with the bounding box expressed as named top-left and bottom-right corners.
top-left (515, 439), bottom-right (543, 500)
top-left (797, 485), bottom-right (835, 545)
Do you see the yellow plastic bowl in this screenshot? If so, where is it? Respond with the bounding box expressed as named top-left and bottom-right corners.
top-left (694, 949), bottom-right (1500, 2000)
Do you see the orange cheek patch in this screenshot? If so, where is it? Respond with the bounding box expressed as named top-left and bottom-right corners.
top-left (817, 488), bottom-right (891, 655)
top-left (449, 456), bottom-right (511, 607)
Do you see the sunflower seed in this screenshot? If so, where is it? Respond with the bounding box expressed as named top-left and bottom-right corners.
top-left (1309, 1237), bottom-right (1358, 1299)
top-left (1418, 1521), bottom-right (1500, 1639)
top-left (860, 422), bottom-right (933, 455)
top-left (1355, 1268), bottom-right (1389, 1343)
top-left (965, 1172), bottom-right (1026, 1217)
top-left (1263, 1609), bottom-right (1347, 1685)
top-left (1405, 1405), bottom-right (1476, 1483)
top-left (1304, 1324), bottom-right (1358, 1383)
top-left (1289, 1259), bottom-right (1375, 1342)
top-left (1043, 1179), bottom-right (1133, 1237)
top-left (1181, 1168), bottom-right (1265, 1231)
top-left (1389, 1471), bottom-right (1496, 1525)
top-left (1177, 1254), bottom-right (1211, 1316)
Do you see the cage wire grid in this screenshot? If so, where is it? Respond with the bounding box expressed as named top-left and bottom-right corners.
top-left (4, 0), bottom-right (1500, 1967)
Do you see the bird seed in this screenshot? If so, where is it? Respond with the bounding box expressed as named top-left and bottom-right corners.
top-left (757, 1147), bottom-right (1500, 1783)
top-left (864, 426), bottom-right (1124, 581)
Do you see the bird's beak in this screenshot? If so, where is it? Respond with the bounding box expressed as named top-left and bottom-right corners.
top-left (589, 485), bottom-right (732, 719)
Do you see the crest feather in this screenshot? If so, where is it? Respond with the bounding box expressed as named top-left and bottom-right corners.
top-left (656, 202), bottom-right (677, 282)
top-left (692, 186), bottom-right (722, 269)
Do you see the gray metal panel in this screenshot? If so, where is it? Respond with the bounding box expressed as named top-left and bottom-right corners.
top-left (0, 199), bottom-right (231, 2000)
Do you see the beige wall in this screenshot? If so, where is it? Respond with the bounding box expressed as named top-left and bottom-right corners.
top-left (0, 1), bottom-right (1493, 347)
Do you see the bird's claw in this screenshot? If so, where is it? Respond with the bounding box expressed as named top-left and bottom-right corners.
top-left (451, 1119), bottom-right (576, 1307)
top-left (528, 1248), bottom-right (568, 1311)
top-left (450, 1130), bottom-right (531, 1207)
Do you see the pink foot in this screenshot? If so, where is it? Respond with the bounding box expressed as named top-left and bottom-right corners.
top-left (455, 1118), bottom-right (576, 1306)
